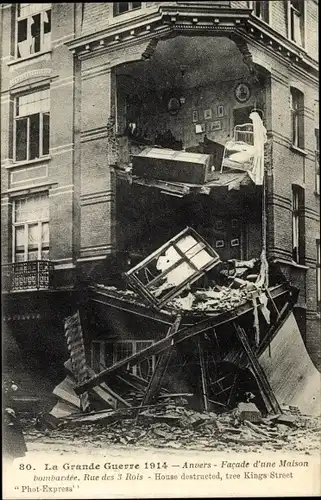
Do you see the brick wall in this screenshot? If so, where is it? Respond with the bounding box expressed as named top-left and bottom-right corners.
top-left (81, 3), bottom-right (110, 35)
top-left (79, 56), bottom-right (116, 262)
top-left (304, 0), bottom-right (319, 61)
top-left (1, 3), bottom-right (78, 276)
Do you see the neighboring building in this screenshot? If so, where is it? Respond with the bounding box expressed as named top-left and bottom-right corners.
top-left (1, 1), bottom-right (320, 384)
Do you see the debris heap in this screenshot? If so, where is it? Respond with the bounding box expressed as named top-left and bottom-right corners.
top-left (43, 228), bottom-right (320, 436)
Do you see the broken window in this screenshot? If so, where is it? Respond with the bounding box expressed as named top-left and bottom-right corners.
top-left (14, 88), bottom-right (50, 162)
top-left (13, 192), bottom-right (49, 262)
top-left (292, 185), bottom-right (305, 265)
top-left (288, 0), bottom-right (304, 46)
top-left (125, 227), bottom-right (221, 308)
top-left (290, 87), bottom-right (304, 150)
top-left (113, 2), bottom-right (141, 16)
top-left (91, 340), bottom-right (155, 380)
top-left (16, 4), bottom-right (51, 59)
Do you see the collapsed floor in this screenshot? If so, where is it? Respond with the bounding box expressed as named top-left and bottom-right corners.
top-left (34, 228), bottom-right (320, 449)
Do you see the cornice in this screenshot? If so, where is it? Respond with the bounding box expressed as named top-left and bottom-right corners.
top-left (66, 6), bottom-right (252, 57)
top-left (65, 5), bottom-right (318, 77)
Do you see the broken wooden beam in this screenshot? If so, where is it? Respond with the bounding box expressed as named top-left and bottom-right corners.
top-left (198, 336), bottom-right (209, 412)
top-left (233, 323), bottom-right (281, 415)
top-left (75, 284), bottom-right (288, 395)
top-left (137, 314), bottom-right (182, 412)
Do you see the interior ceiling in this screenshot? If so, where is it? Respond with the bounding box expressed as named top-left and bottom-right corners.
top-left (116, 36), bottom-right (249, 90)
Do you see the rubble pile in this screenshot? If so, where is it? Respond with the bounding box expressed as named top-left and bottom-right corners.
top-left (95, 257), bottom-right (261, 315)
top-left (169, 286), bottom-right (256, 313)
top-left (25, 401), bottom-right (321, 454)
top-left (40, 229), bottom-right (320, 453)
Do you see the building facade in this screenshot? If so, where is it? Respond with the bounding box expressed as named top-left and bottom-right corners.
top-left (1, 1), bottom-right (320, 382)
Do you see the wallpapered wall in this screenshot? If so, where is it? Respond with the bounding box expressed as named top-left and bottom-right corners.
top-left (117, 74), bottom-right (265, 152)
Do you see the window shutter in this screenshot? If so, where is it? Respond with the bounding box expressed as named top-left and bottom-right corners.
top-left (298, 187), bottom-right (305, 265)
top-left (298, 108), bottom-right (305, 149)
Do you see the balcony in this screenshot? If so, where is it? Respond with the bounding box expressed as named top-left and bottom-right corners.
top-left (2, 260), bottom-right (55, 292)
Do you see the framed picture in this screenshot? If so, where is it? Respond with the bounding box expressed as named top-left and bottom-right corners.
top-left (210, 120), bottom-right (221, 131)
top-left (215, 240), bottom-right (225, 248)
top-left (217, 105), bottom-right (225, 117)
top-left (231, 238), bottom-right (240, 247)
top-left (192, 110), bottom-right (199, 122)
top-left (234, 82), bottom-right (251, 103)
top-left (204, 108), bottom-right (212, 120)
top-left (195, 123), bottom-right (205, 134)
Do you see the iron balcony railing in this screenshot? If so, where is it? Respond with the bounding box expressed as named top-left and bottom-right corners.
top-left (2, 260), bottom-right (55, 292)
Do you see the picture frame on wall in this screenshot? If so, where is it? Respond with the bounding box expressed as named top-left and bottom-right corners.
top-left (210, 120), bottom-right (221, 131)
top-left (192, 110), bottom-right (199, 122)
top-left (195, 123), bottom-right (205, 134)
top-left (217, 105), bottom-right (225, 117)
top-left (204, 108), bottom-right (212, 120)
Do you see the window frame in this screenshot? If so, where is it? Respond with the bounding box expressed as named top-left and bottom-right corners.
top-left (290, 87), bottom-right (305, 150)
top-left (13, 88), bottom-right (50, 163)
top-left (113, 2), bottom-right (142, 17)
top-left (12, 192), bottom-right (50, 263)
top-left (288, 0), bottom-right (304, 47)
top-left (292, 184), bottom-right (305, 265)
top-left (91, 339), bottom-right (155, 379)
top-left (251, 1), bottom-right (270, 24)
top-left (15, 3), bottom-right (51, 60)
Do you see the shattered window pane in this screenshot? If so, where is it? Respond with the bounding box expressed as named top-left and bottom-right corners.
top-left (16, 5), bottom-right (51, 58)
top-left (126, 228), bottom-right (220, 307)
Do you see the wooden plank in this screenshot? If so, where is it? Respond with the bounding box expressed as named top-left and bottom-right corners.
top-left (121, 372), bottom-right (170, 394)
top-left (87, 367), bottom-right (131, 409)
top-left (91, 294), bottom-right (175, 325)
top-left (115, 374), bottom-right (146, 394)
top-left (137, 314), bottom-right (182, 410)
top-left (233, 323), bottom-right (281, 415)
top-left (75, 285), bottom-right (288, 395)
top-left (52, 376), bottom-right (81, 408)
top-left (198, 337), bottom-right (209, 412)
top-left (64, 359), bottom-right (130, 409)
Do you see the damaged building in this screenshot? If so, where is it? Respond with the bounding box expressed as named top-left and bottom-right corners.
top-left (1, 2), bottom-right (320, 417)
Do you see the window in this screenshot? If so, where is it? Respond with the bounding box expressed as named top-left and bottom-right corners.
top-left (317, 240), bottom-right (321, 312)
top-left (113, 2), bottom-right (141, 16)
top-left (91, 340), bottom-right (155, 380)
top-left (12, 193), bottom-right (49, 262)
top-left (252, 1), bottom-right (269, 23)
top-left (288, 0), bottom-right (304, 46)
top-left (16, 4), bottom-right (51, 59)
top-left (315, 129), bottom-right (320, 195)
top-left (292, 185), bottom-right (305, 264)
top-left (14, 88), bottom-right (50, 162)
top-left (290, 88), bottom-right (304, 150)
